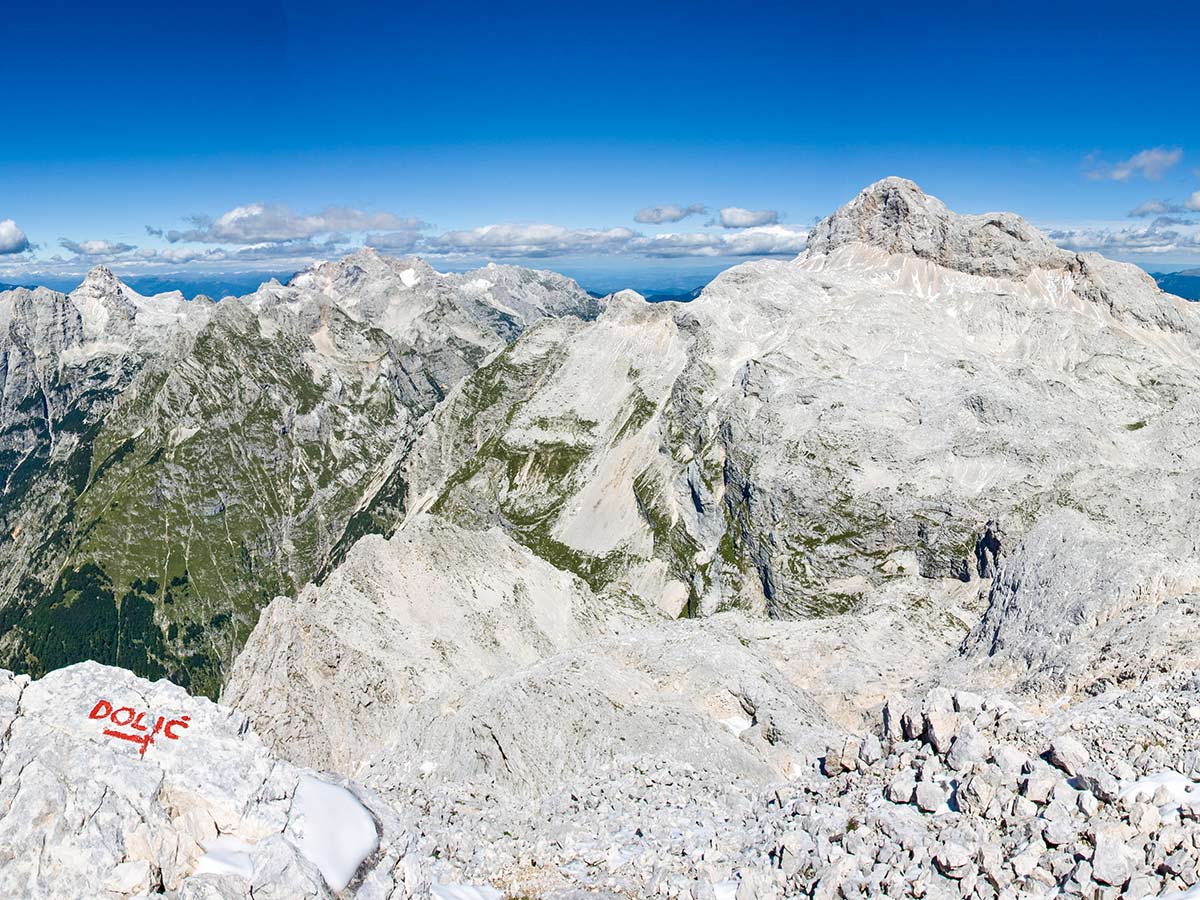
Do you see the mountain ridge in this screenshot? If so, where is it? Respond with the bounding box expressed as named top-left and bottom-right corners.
top-left (0, 255), bottom-right (600, 695)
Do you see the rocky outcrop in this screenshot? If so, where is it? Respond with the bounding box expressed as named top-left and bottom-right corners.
top-left (391, 178), bottom-right (1200, 624)
top-left (958, 510), bottom-right (1200, 695)
top-left (0, 662), bottom-right (410, 899)
top-left (974, 520), bottom-right (1004, 580)
top-left (224, 514), bottom-right (657, 771)
top-left (803, 176), bottom-right (1065, 279)
top-left (361, 620), bottom-right (837, 796)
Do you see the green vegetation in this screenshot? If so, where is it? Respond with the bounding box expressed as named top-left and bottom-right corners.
top-left (806, 592), bottom-right (862, 617)
top-left (614, 387), bottom-right (657, 441)
top-left (530, 411), bottom-right (598, 437)
top-left (21, 563), bottom-right (119, 675)
top-left (432, 432), bottom-right (623, 591)
top-left (632, 467), bottom-right (700, 578)
top-left (0, 303), bottom-right (431, 697)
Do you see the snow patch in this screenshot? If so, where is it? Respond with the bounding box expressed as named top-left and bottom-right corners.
top-left (400, 267), bottom-right (420, 287)
top-left (195, 835), bottom-right (256, 879)
top-left (286, 774), bottom-right (378, 891)
top-left (431, 886), bottom-right (503, 900)
top-left (1120, 769), bottom-right (1200, 816)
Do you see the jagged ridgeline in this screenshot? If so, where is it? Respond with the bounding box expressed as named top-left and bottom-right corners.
top-left (0, 254), bottom-right (600, 696)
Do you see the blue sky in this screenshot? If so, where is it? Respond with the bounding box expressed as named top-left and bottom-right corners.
top-left (2, 0), bottom-right (1199, 292)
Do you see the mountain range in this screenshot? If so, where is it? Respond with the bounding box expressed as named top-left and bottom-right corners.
top-left (1153, 268), bottom-right (1200, 300)
top-left (0, 255), bottom-right (599, 696)
top-left (4, 178), bottom-right (1200, 898)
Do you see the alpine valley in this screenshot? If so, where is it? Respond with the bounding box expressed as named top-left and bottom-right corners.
top-left (5, 178), bottom-right (1200, 900)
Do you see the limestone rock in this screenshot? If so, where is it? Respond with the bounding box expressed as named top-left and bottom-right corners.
top-left (224, 513), bottom-right (651, 771)
top-left (1047, 734), bottom-right (1090, 776)
top-left (1090, 826), bottom-right (1131, 886)
top-left (0, 663), bottom-right (405, 899)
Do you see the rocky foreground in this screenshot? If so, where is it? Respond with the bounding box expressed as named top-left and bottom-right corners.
top-left (9, 657), bottom-right (1200, 899)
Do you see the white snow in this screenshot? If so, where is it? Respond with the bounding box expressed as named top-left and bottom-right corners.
top-left (400, 267), bottom-right (420, 287)
top-left (431, 886), bottom-right (503, 900)
top-left (194, 835), bottom-right (256, 879)
top-left (720, 714), bottom-right (752, 735)
top-left (286, 774), bottom-right (378, 891)
top-left (1120, 769), bottom-right (1200, 816)
top-left (714, 881), bottom-right (739, 900)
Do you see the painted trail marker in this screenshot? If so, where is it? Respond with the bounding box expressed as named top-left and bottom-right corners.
top-left (88, 698), bottom-right (190, 757)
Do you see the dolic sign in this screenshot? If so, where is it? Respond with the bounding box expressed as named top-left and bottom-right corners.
top-left (88, 698), bottom-right (191, 758)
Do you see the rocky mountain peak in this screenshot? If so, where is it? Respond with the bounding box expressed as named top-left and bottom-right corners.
top-left (68, 264), bottom-right (139, 342)
top-left (293, 248), bottom-right (437, 295)
top-left (0, 662), bottom-right (405, 897)
top-left (805, 176), bottom-right (1064, 278)
top-left (79, 264), bottom-right (123, 289)
top-left (72, 264), bottom-right (136, 303)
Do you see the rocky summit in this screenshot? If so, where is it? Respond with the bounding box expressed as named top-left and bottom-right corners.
top-left (4, 177), bottom-right (1200, 899)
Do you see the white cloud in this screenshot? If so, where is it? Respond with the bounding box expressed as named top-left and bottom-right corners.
top-left (716, 207), bottom-right (781, 228)
top-left (1085, 147), bottom-right (1183, 181)
top-left (633, 203), bottom-right (706, 224)
top-left (163, 203), bottom-right (428, 244)
top-left (427, 223), bottom-right (637, 258)
top-left (364, 230), bottom-right (425, 252)
top-left (719, 224), bottom-right (808, 256)
top-left (59, 238), bottom-right (137, 256)
top-left (1128, 200), bottom-right (1175, 217)
top-left (420, 221), bottom-right (807, 260)
top-left (0, 219), bottom-right (31, 255)
top-left (140, 247), bottom-right (227, 264)
top-left (631, 224), bottom-right (807, 258)
top-left (0, 241), bottom-right (345, 282)
top-left (631, 232), bottom-right (723, 257)
top-left (7, 203), bottom-right (810, 281)
top-left (1047, 216), bottom-right (1200, 256)
top-left (1128, 193), bottom-right (1200, 217)
top-left (56, 236), bottom-right (342, 266)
